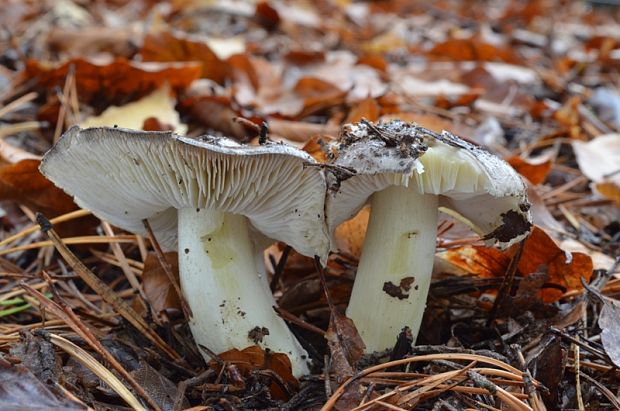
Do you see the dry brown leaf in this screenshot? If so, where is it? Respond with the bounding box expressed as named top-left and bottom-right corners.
top-left (441, 226), bottom-right (593, 303)
top-left (0, 159), bottom-right (76, 217)
top-left (325, 311), bottom-right (365, 382)
top-left (595, 181), bottom-right (620, 206)
top-left (142, 252), bottom-right (182, 319)
top-left (141, 32), bottom-right (232, 84)
top-left (211, 346), bottom-right (298, 399)
top-left (334, 206), bottom-right (369, 258)
top-left (300, 135), bottom-right (335, 162)
top-left (24, 57), bottom-right (201, 106)
top-left (427, 38), bottom-right (519, 63)
top-left (507, 155), bottom-right (552, 185)
top-left (269, 119), bottom-right (339, 143)
top-left (345, 97), bottom-right (380, 124)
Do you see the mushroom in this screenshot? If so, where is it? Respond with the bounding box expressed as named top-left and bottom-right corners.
top-left (40, 126), bottom-right (330, 376)
top-left (326, 119), bottom-right (532, 353)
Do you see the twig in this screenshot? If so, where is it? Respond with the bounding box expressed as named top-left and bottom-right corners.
top-left (270, 245), bottom-right (291, 292)
top-left (488, 241), bottom-right (524, 325)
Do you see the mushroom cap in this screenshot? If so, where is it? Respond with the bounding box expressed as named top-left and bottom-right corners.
top-left (326, 120), bottom-right (532, 248)
top-left (41, 126), bottom-right (330, 259)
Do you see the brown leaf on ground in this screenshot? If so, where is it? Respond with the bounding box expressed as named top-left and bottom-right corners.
top-left (345, 97), bottom-right (380, 124)
top-left (595, 181), bottom-right (620, 207)
top-left (427, 39), bottom-right (519, 63)
top-left (132, 361), bottom-right (189, 410)
top-left (333, 206), bottom-right (369, 258)
top-left (507, 155), bottom-right (553, 185)
top-left (141, 32), bottom-right (232, 84)
top-left (300, 134), bottom-right (335, 162)
top-left (211, 346), bottom-right (299, 398)
top-left (24, 57), bottom-right (201, 106)
top-left (0, 357), bottom-right (85, 410)
top-left (141, 252), bottom-right (182, 320)
top-left (441, 227), bottom-right (593, 303)
top-left (325, 311), bottom-right (365, 383)
top-left (517, 227), bottom-right (593, 302)
top-left (270, 120), bottom-right (339, 144)
top-left (598, 296), bottom-right (620, 368)
top-left (0, 159), bottom-right (76, 217)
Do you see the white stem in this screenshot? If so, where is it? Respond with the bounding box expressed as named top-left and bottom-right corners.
top-left (346, 186), bottom-right (438, 353)
top-left (178, 208), bottom-right (309, 376)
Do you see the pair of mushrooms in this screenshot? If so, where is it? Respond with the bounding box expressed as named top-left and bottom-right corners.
top-left (40, 120), bottom-right (531, 376)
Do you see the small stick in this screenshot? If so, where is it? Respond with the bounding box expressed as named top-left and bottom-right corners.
top-left (487, 241), bottom-right (524, 326)
top-left (142, 218), bottom-right (192, 319)
top-left (269, 245), bottom-right (291, 292)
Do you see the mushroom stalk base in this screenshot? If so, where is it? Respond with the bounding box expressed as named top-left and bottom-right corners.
top-left (346, 186), bottom-right (438, 353)
top-left (178, 208), bottom-right (309, 376)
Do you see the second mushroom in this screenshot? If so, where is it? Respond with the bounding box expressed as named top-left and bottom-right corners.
top-left (326, 119), bottom-right (532, 353)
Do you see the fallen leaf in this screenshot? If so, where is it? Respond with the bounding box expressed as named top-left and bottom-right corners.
top-left (141, 32), bottom-right (232, 84)
top-left (0, 159), bottom-right (76, 217)
top-left (211, 346), bottom-right (298, 398)
top-left (572, 133), bottom-right (620, 185)
top-left (141, 252), bottom-right (182, 321)
top-left (0, 357), bottom-right (85, 410)
top-left (518, 227), bottom-right (593, 302)
top-left (325, 311), bottom-right (365, 383)
top-left (345, 96), bottom-right (380, 123)
top-left (81, 86), bottom-right (187, 134)
top-left (598, 296), bottom-right (620, 368)
top-left (132, 361), bottom-right (189, 410)
top-left (440, 226), bottom-right (593, 303)
top-left (333, 206), bottom-right (369, 258)
top-left (24, 57), bottom-right (201, 106)
top-left (507, 155), bottom-right (553, 185)
top-left (560, 238), bottom-right (616, 271)
top-left (269, 119), bottom-right (339, 143)
top-left (427, 38), bottom-right (519, 63)
top-left (595, 181), bottom-right (620, 207)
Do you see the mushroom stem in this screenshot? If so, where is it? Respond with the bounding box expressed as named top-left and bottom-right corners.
top-left (178, 208), bottom-right (309, 376)
top-left (346, 185), bottom-right (438, 353)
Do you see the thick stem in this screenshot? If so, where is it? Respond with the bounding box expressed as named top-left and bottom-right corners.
top-left (346, 186), bottom-right (438, 353)
top-left (178, 208), bottom-right (309, 376)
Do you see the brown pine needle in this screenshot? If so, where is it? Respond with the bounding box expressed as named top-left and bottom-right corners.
top-left (35, 213), bottom-right (184, 363)
top-left (0, 209), bottom-right (92, 248)
top-left (49, 333), bottom-right (146, 411)
top-left (20, 281), bottom-right (161, 411)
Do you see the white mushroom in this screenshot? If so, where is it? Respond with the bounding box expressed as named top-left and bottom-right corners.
top-left (41, 126), bottom-right (330, 376)
top-left (327, 119), bottom-right (532, 353)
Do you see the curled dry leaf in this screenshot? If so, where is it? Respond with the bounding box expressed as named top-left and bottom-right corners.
top-left (345, 96), bottom-right (380, 124)
top-left (141, 32), bottom-right (232, 84)
top-left (0, 159), bottom-right (76, 217)
top-left (333, 206), bottom-right (370, 258)
top-left (209, 346), bottom-right (298, 399)
top-left (439, 226), bottom-right (593, 303)
top-left (507, 154), bottom-right (553, 185)
top-left (427, 38), bottom-right (519, 63)
top-left (24, 57), bottom-right (201, 106)
top-left (81, 86), bottom-right (187, 134)
top-left (141, 252), bottom-right (182, 321)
